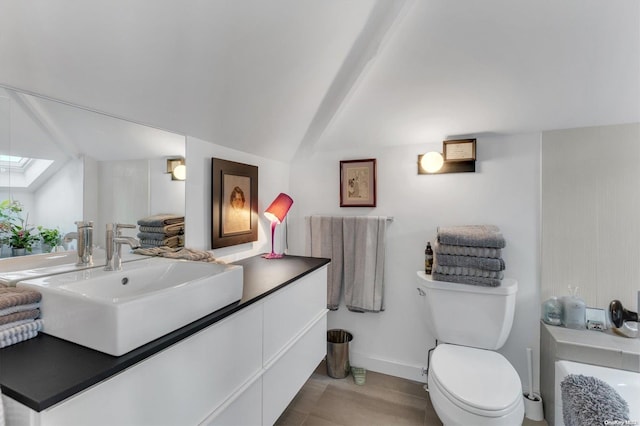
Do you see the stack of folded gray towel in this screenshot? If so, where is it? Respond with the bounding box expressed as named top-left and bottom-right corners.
top-left (0, 286), bottom-right (44, 348)
top-left (432, 225), bottom-right (506, 287)
top-left (137, 214), bottom-right (185, 249)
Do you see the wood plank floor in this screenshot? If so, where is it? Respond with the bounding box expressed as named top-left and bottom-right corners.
top-left (276, 361), bottom-right (548, 426)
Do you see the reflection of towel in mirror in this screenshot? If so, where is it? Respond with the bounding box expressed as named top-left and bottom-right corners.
top-left (343, 216), bottom-right (386, 313)
top-left (561, 374), bottom-right (629, 426)
top-left (437, 225), bottom-right (506, 248)
top-left (432, 272), bottom-right (501, 287)
top-left (138, 224), bottom-right (184, 235)
top-left (137, 231), bottom-right (182, 241)
top-left (434, 241), bottom-right (501, 259)
top-left (434, 253), bottom-right (505, 271)
top-left (137, 214), bottom-right (184, 227)
top-left (139, 235), bottom-right (184, 249)
top-left (306, 216), bottom-right (343, 310)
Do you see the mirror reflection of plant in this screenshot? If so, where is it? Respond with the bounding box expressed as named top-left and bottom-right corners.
top-left (10, 218), bottom-right (40, 252)
top-left (38, 226), bottom-right (62, 248)
top-left (0, 199), bottom-right (24, 246)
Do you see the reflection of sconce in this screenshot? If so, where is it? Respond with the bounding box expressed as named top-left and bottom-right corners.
top-left (418, 139), bottom-right (476, 174)
top-left (166, 158), bottom-right (186, 181)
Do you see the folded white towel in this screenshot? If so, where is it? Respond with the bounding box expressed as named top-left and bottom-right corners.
top-left (0, 329), bottom-right (39, 348)
top-left (0, 302), bottom-right (40, 317)
top-left (0, 318), bottom-right (34, 332)
top-left (0, 319), bottom-right (43, 340)
top-left (0, 319), bottom-right (43, 348)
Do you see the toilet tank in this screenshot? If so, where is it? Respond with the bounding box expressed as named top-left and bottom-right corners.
top-left (416, 272), bottom-right (518, 350)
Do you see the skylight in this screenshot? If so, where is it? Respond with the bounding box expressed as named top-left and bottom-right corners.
top-left (0, 155), bottom-right (54, 188)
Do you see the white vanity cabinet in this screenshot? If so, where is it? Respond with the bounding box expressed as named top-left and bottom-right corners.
top-left (3, 263), bottom-right (328, 426)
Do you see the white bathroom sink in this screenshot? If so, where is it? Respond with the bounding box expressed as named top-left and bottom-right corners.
top-left (17, 258), bottom-right (243, 356)
top-left (0, 248), bottom-right (147, 286)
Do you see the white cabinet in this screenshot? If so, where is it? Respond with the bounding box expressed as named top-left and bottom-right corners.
top-left (4, 264), bottom-right (328, 426)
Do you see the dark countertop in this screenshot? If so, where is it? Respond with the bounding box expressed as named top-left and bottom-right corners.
top-left (0, 254), bottom-right (330, 412)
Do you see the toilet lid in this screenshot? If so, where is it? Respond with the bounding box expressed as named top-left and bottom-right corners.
top-left (430, 344), bottom-right (522, 414)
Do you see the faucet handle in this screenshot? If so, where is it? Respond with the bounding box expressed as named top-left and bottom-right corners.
top-left (75, 220), bottom-right (94, 229)
top-left (115, 223), bottom-right (136, 237)
top-left (115, 223), bottom-right (136, 229)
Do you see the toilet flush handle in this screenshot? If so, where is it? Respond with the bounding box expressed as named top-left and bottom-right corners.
top-left (417, 287), bottom-right (426, 296)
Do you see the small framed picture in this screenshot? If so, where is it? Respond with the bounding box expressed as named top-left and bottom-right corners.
top-left (211, 158), bottom-right (258, 248)
top-left (340, 159), bottom-right (377, 207)
top-left (443, 139), bottom-right (476, 162)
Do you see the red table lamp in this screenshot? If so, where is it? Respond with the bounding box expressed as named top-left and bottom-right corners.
top-left (262, 193), bottom-right (293, 259)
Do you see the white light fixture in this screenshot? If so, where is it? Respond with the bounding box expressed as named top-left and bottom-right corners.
top-left (166, 158), bottom-right (186, 181)
top-left (419, 152), bottom-right (444, 173)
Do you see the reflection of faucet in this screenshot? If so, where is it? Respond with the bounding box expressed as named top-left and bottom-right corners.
top-left (104, 223), bottom-right (140, 271)
top-left (65, 221), bottom-right (94, 266)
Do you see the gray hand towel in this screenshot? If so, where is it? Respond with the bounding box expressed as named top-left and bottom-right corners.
top-left (434, 253), bottom-right (505, 271)
top-left (343, 216), bottom-right (386, 313)
top-left (137, 231), bottom-right (182, 241)
top-left (561, 374), bottom-right (629, 426)
top-left (432, 272), bottom-right (501, 287)
top-left (306, 216), bottom-right (343, 310)
top-left (437, 225), bottom-right (506, 248)
top-left (433, 241), bottom-right (502, 259)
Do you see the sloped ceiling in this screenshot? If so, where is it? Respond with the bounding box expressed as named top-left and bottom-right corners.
top-left (1, 0), bottom-right (638, 163)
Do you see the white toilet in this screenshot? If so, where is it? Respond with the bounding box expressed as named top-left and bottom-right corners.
top-left (417, 272), bottom-right (524, 426)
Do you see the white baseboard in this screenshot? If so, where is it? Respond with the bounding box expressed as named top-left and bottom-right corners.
top-left (348, 350), bottom-right (427, 383)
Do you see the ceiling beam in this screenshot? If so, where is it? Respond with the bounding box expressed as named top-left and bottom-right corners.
top-left (293, 0), bottom-right (414, 159)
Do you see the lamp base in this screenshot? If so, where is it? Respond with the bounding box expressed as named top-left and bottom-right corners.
top-left (262, 252), bottom-right (285, 259)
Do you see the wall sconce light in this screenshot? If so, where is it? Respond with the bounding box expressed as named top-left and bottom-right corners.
top-left (418, 139), bottom-right (476, 174)
top-left (263, 193), bottom-right (294, 259)
top-left (166, 158), bottom-right (186, 181)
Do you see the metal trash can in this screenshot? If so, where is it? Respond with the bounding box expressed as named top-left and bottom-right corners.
top-left (326, 329), bottom-right (353, 379)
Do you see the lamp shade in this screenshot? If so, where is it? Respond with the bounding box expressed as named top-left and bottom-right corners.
top-left (264, 193), bottom-right (293, 223)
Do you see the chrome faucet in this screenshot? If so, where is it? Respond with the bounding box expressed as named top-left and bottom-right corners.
top-left (64, 221), bottom-right (94, 266)
top-left (104, 223), bottom-right (139, 271)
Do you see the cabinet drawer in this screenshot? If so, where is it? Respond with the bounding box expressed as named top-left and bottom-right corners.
top-left (263, 313), bottom-right (327, 426)
top-left (263, 266), bottom-right (327, 364)
top-left (202, 377), bottom-right (262, 426)
top-left (40, 303), bottom-right (263, 426)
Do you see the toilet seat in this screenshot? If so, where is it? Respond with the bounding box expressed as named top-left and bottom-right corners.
top-left (429, 344), bottom-right (522, 417)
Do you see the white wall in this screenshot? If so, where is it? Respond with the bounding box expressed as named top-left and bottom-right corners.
top-left (32, 158), bottom-right (83, 236)
top-left (184, 136), bottom-right (290, 262)
top-left (542, 123), bottom-right (640, 311)
top-left (287, 133), bottom-right (541, 390)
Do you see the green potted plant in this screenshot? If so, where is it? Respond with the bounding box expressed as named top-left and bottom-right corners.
top-left (38, 226), bottom-right (62, 253)
top-left (10, 220), bottom-right (39, 256)
top-left (0, 199), bottom-right (23, 249)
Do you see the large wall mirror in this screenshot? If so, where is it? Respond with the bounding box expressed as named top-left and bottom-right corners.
top-left (0, 85), bottom-right (186, 258)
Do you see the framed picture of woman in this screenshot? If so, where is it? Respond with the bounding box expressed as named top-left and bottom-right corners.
top-left (211, 158), bottom-right (258, 248)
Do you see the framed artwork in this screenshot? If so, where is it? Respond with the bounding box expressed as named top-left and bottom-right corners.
top-left (340, 158), bottom-right (377, 207)
top-left (211, 158), bottom-right (258, 248)
top-left (443, 139), bottom-right (476, 162)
